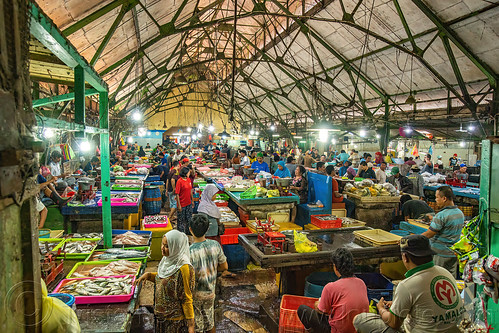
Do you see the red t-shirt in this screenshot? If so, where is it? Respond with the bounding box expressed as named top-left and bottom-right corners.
top-left (175, 177), bottom-right (192, 208)
top-left (331, 178), bottom-right (343, 203)
top-left (318, 277), bottom-right (369, 333)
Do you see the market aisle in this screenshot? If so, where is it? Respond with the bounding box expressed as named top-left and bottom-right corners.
top-left (136, 262), bottom-right (279, 332)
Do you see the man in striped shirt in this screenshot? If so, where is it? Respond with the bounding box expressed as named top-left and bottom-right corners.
top-left (422, 186), bottom-right (464, 277)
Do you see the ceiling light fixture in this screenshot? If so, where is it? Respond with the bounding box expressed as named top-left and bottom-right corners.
top-left (460, 141), bottom-right (466, 147)
top-left (208, 125), bottom-right (215, 132)
top-left (270, 125), bottom-right (276, 131)
top-left (80, 140), bottom-right (91, 152)
top-left (43, 128), bottom-right (55, 138)
top-left (375, 134), bottom-right (381, 139)
top-left (127, 137), bottom-right (134, 143)
top-left (132, 111), bottom-right (142, 121)
top-left (359, 129), bottom-right (366, 137)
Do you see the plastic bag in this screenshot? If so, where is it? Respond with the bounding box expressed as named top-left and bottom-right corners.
top-left (293, 230), bottom-right (318, 253)
top-left (241, 185), bottom-right (257, 199)
top-left (41, 280), bottom-right (81, 333)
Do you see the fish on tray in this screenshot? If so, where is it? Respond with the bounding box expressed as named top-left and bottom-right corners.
top-left (113, 231), bottom-right (148, 245)
top-left (72, 260), bottom-right (141, 278)
top-left (94, 248), bottom-right (148, 260)
top-left (58, 276), bottom-right (134, 296)
top-left (39, 242), bottom-right (60, 255)
top-left (62, 240), bottom-right (97, 253)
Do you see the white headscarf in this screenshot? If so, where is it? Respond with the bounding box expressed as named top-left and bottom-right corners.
top-left (197, 183), bottom-right (221, 219)
top-left (157, 230), bottom-right (191, 278)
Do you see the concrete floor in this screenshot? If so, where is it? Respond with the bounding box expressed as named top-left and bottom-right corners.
top-left (135, 261), bottom-right (279, 332)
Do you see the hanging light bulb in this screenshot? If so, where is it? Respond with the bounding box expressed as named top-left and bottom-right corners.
top-left (250, 130), bottom-right (255, 136)
top-left (359, 129), bottom-right (366, 137)
top-left (127, 137), bottom-right (134, 143)
top-left (43, 128), bottom-right (55, 138)
top-left (208, 125), bottom-right (215, 132)
top-left (132, 112), bottom-right (142, 121)
top-left (198, 123), bottom-right (203, 130)
top-left (468, 124), bottom-right (475, 132)
top-left (331, 138), bottom-right (336, 144)
top-left (255, 131), bottom-right (260, 136)
top-left (80, 140), bottom-right (91, 152)
top-left (192, 134), bottom-right (197, 140)
top-left (270, 125), bottom-right (276, 131)
top-left (460, 141), bottom-right (466, 147)
top-left (187, 127), bottom-right (192, 132)
top-left (319, 129), bottom-right (328, 142)
top-left (404, 127), bottom-right (413, 134)
top-left (375, 134), bottom-right (381, 139)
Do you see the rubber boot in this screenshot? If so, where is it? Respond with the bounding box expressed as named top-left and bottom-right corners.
top-left (50, 191), bottom-right (71, 208)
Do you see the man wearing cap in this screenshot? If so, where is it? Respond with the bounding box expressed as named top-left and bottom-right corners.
top-left (422, 186), bottom-right (464, 277)
top-left (251, 152), bottom-right (270, 173)
top-left (387, 167), bottom-right (413, 193)
top-left (354, 235), bottom-right (464, 333)
top-left (449, 153), bottom-right (458, 167)
top-left (453, 164), bottom-right (468, 181)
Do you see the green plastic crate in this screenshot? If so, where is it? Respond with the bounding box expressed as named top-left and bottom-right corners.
top-left (66, 260), bottom-right (143, 279)
top-left (53, 238), bottom-right (100, 260)
top-left (85, 246), bottom-right (151, 263)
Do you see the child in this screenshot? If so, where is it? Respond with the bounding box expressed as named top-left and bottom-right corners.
top-left (189, 215), bottom-right (228, 333)
top-left (175, 167), bottom-right (194, 233)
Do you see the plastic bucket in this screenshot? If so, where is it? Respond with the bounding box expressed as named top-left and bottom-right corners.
top-left (39, 229), bottom-right (51, 238)
top-left (143, 186), bottom-right (161, 215)
top-left (304, 272), bottom-right (338, 298)
top-left (48, 293), bottom-right (76, 307)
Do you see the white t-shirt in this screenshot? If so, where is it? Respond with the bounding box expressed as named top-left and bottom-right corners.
top-left (49, 161), bottom-right (61, 177)
top-left (240, 156), bottom-right (250, 167)
top-left (375, 169), bottom-right (387, 184)
top-left (390, 263), bottom-right (464, 333)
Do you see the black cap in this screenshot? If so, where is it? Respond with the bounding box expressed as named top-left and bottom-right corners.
top-left (400, 235), bottom-right (436, 256)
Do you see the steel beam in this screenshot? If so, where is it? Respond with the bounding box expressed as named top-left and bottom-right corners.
top-left (29, 2), bottom-right (108, 92)
top-left (74, 66), bottom-right (86, 126)
top-left (99, 91), bottom-right (112, 248)
top-left (411, 0), bottom-right (497, 88)
top-left (32, 89), bottom-right (98, 108)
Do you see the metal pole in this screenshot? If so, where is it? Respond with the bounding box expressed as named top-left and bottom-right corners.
top-left (99, 91), bottom-right (112, 248)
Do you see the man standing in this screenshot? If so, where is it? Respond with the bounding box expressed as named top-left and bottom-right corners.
top-left (387, 167), bottom-right (414, 193)
top-left (375, 162), bottom-right (387, 184)
top-left (303, 151), bottom-right (316, 168)
top-left (338, 149), bottom-right (350, 163)
top-left (285, 156), bottom-right (297, 177)
top-left (166, 162), bottom-right (180, 221)
top-left (354, 235), bottom-right (464, 333)
top-left (449, 153), bottom-right (458, 167)
top-left (422, 186), bottom-right (464, 277)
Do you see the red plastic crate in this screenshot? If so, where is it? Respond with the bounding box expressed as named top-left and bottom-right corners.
top-left (220, 227), bottom-right (251, 245)
top-left (445, 179), bottom-right (467, 188)
top-left (279, 295), bottom-right (318, 332)
top-left (215, 200), bottom-right (229, 207)
top-left (310, 215), bottom-right (342, 229)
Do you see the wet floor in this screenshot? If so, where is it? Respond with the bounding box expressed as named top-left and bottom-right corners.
top-left (136, 262), bottom-right (279, 332)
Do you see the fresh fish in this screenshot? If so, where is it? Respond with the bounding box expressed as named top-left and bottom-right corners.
top-left (94, 248), bottom-right (148, 260)
top-left (62, 240), bottom-right (97, 254)
top-left (59, 276), bottom-right (134, 297)
top-left (113, 231), bottom-right (148, 245)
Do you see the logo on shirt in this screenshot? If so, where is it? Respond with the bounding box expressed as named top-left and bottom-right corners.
top-left (430, 276), bottom-right (459, 310)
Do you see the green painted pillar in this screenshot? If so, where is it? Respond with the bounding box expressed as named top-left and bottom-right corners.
top-left (74, 66), bottom-right (85, 126)
top-left (99, 91), bottom-right (112, 248)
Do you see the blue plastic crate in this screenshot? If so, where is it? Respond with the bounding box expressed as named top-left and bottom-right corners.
top-left (146, 175), bottom-right (160, 181)
top-left (355, 273), bottom-right (394, 301)
top-left (222, 244), bottom-right (250, 271)
top-left (390, 229), bottom-right (410, 237)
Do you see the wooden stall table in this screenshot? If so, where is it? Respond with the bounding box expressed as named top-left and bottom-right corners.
top-left (239, 227), bottom-right (401, 295)
top-left (345, 193), bottom-right (402, 230)
top-left (61, 190), bottom-right (143, 233)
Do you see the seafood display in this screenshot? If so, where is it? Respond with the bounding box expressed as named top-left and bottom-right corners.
top-left (61, 240), bottom-right (97, 254)
top-left (111, 193), bottom-right (140, 200)
top-left (314, 215), bottom-right (340, 221)
top-left (93, 248), bottom-right (149, 260)
top-left (39, 241), bottom-right (61, 255)
top-left (67, 233), bottom-right (102, 239)
top-left (143, 215), bottom-right (168, 226)
top-left (58, 276), bottom-right (134, 296)
top-left (113, 231), bottom-right (149, 245)
top-left (72, 260), bottom-right (141, 278)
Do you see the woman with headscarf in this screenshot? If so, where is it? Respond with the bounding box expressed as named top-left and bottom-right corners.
top-left (138, 146), bottom-right (146, 157)
top-left (374, 152), bottom-right (383, 165)
top-left (135, 230), bottom-right (195, 333)
top-left (197, 182), bottom-right (222, 237)
top-left (274, 161), bottom-right (291, 178)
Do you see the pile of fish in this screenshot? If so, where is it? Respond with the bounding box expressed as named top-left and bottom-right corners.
top-left (94, 248), bottom-right (148, 260)
top-left (39, 241), bottom-right (60, 255)
top-left (113, 231), bottom-right (148, 245)
top-left (68, 233), bottom-right (102, 239)
top-left (58, 276), bottom-right (134, 296)
top-left (143, 215), bottom-right (167, 225)
top-left (314, 215), bottom-right (340, 221)
top-left (61, 240), bottom-right (97, 254)
top-left (72, 260), bottom-right (140, 278)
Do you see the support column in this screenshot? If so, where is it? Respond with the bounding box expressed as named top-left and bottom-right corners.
top-left (74, 66), bottom-right (85, 125)
top-left (379, 101), bottom-right (390, 154)
top-left (99, 91), bottom-right (112, 248)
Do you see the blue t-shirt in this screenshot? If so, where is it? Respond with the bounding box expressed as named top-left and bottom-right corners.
top-left (160, 156), bottom-right (168, 166)
top-left (429, 206), bottom-right (465, 257)
top-left (37, 174), bottom-right (47, 184)
top-left (338, 153), bottom-right (350, 162)
top-left (251, 161), bottom-right (270, 173)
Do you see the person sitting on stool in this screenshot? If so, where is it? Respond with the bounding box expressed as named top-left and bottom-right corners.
top-left (326, 165), bottom-right (355, 218)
